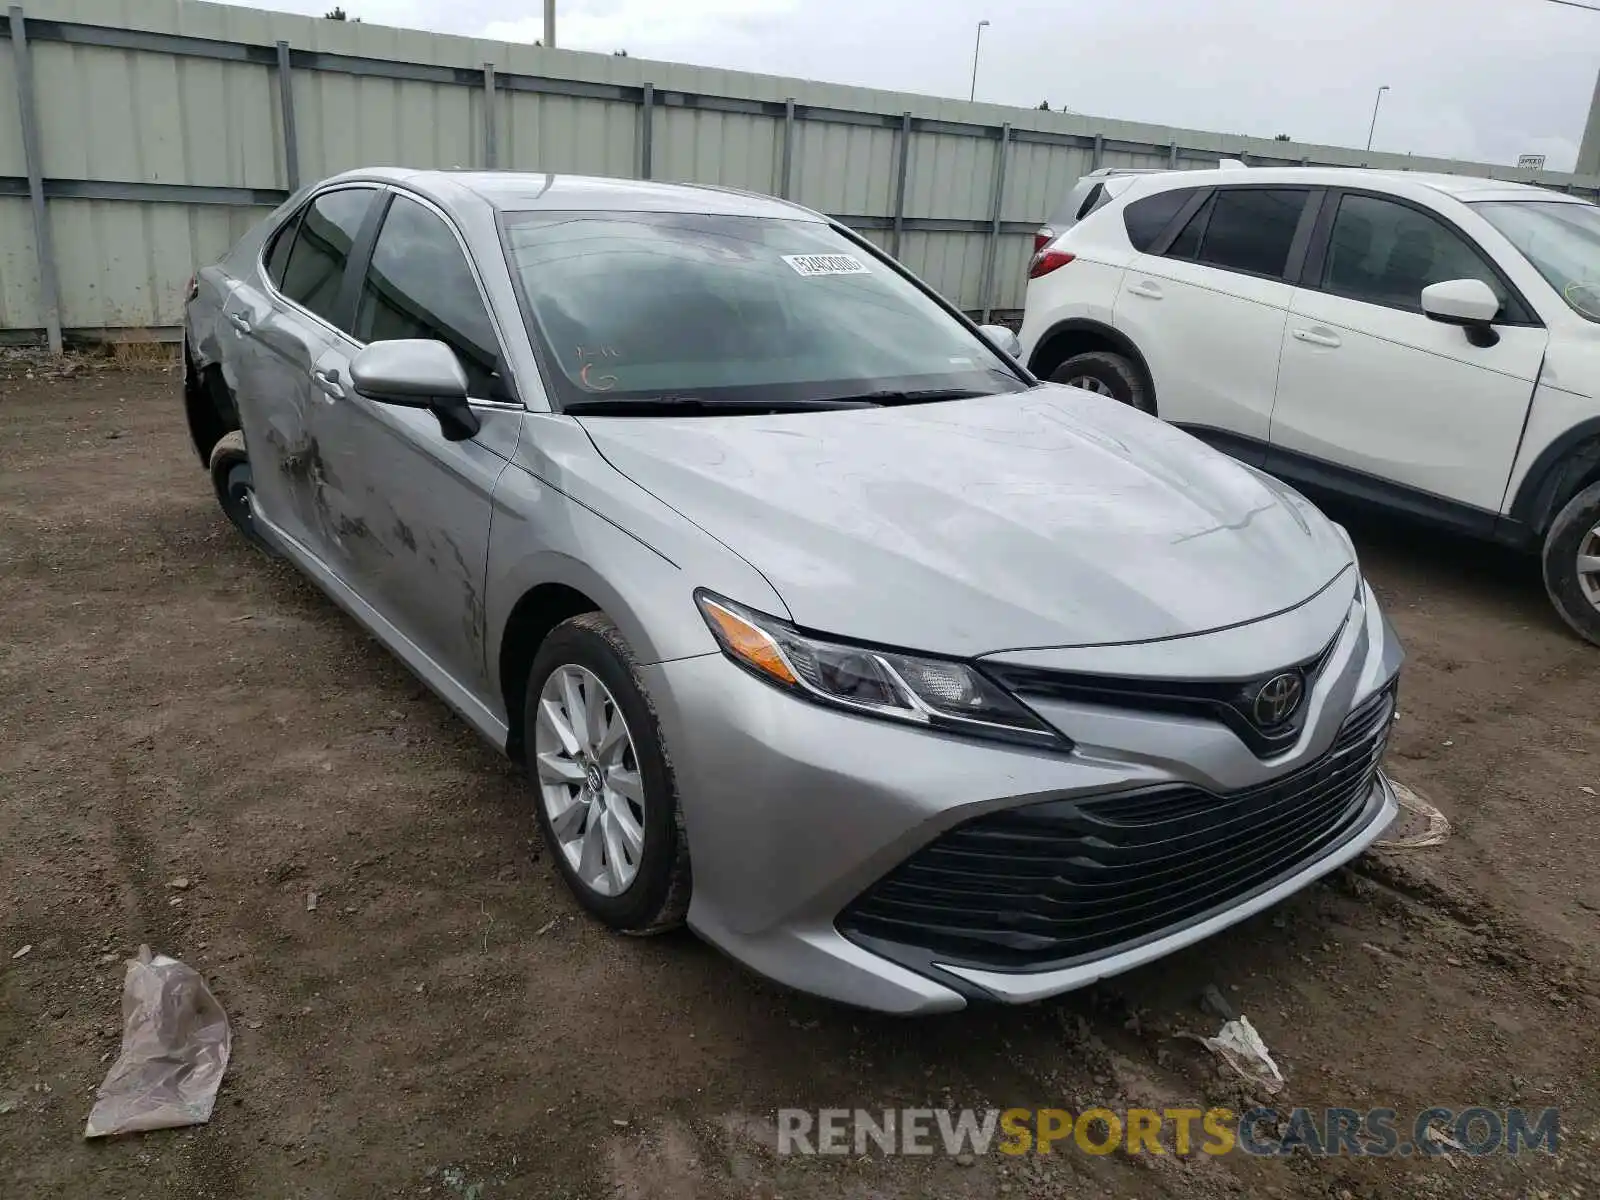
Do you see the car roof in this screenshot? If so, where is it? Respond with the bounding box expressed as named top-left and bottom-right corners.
top-left (320, 166), bottom-right (825, 221)
top-left (1119, 165), bottom-right (1590, 207)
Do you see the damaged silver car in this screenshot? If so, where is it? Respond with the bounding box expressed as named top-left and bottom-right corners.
top-left (183, 168), bottom-right (1403, 1014)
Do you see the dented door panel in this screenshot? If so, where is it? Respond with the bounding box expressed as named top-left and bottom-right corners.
top-left (305, 341), bottom-right (518, 695)
top-left (223, 287), bottom-right (335, 554)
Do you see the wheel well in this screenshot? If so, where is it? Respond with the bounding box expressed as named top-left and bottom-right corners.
top-left (1027, 321), bottom-right (1155, 409)
top-left (1510, 426), bottom-right (1600, 539)
top-left (184, 345), bottom-right (239, 468)
top-left (499, 583), bottom-right (602, 763)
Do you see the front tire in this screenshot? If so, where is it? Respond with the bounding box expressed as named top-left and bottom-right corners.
top-left (524, 613), bottom-right (691, 933)
top-left (1049, 350), bottom-right (1153, 413)
top-left (1542, 480), bottom-right (1600, 647)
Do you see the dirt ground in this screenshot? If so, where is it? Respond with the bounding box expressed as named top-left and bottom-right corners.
top-left (1, 359), bottom-right (1597, 1199)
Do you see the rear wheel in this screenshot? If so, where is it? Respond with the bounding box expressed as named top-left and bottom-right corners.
top-left (208, 431), bottom-right (274, 554)
top-left (525, 613), bottom-right (691, 934)
top-left (1542, 480), bottom-right (1600, 647)
top-left (1049, 350), bottom-right (1153, 413)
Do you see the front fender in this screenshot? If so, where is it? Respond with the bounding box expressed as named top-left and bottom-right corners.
top-left (485, 415), bottom-right (791, 705)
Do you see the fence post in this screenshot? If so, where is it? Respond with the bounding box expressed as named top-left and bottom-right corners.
top-left (482, 63), bottom-right (497, 168)
top-left (275, 40), bottom-right (300, 193)
top-left (891, 110), bottom-right (911, 257)
top-left (8, 6), bottom-right (60, 354)
top-left (1168, 141), bottom-right (1178, 168)
top-left (640, 83), bottom-right (654, 179)
top-left (779, 97), bottom-right (795, 199)
top-left (1091, 132), bottom-right (1103, 170)
top-left (979, 122), bottom-right (1010, 324)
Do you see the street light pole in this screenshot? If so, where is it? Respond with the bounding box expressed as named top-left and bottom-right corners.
top-left (544, 0), bottom-right (555, 48)
top-left (1365, 84), bottom-right (1390, 152)
top-left (969, 19), bottom-right (989, 102)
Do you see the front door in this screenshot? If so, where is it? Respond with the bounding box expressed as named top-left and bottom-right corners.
top-left (1268, 191), bottom-right (1547, 517)
top-left (306, 190), bottom-right (522, 696)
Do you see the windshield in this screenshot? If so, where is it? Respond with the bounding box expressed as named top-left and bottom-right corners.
top-left (498, 210), bottom-right (1026, 411)
top-left (1474, 200), bottom-right (1600, 322)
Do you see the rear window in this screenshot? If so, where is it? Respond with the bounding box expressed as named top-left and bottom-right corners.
top-left (500, 210), bottom-right (1024, 411)
top-left (1194, 188), bottom-right (1308, 278)
top-left (277, 187), bottom-right (375, 326)
top-left (263, 214), bottom-right (299, 290)
top-left (1123, 188), bottom-right (1199, 252)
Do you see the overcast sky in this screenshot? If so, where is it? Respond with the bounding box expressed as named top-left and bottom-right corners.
top-left (221, 0), bottom-right (1598, 170)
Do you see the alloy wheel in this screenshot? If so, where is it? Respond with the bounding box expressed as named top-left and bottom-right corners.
top-left (533, 664), bottom-right (646, 897)
top-left (1579, 518), bottom-right (1600, 615)
top-left (1065, 374), bottom-right (1114, 397)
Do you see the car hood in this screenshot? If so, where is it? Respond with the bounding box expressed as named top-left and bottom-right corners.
top-left (578, 385), bottom-right (1354, 656)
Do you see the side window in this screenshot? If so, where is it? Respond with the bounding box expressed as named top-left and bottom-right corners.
top-left (263, 212), bottom-right (300, 290)
top-left (277, 188), bottom-right (374, 327)
top-left (1165, 193), bottom-right (1210, 260)
top-left (1075, 183), bottom-right (1106, 221)
top-left (354, 193), bottom-right (502, 399)
top-left (1193, 188), bottom-right (1308, 278)
top-left (1320, 193), bottom-right (1509, 316)
top-left (1124, 188), bottom-right (1197, 252)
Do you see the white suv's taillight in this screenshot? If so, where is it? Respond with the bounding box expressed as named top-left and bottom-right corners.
top-left (1033, 226), bottom-right (1056, 254)
top-left (1027, 249), bottom-right (1075, 280)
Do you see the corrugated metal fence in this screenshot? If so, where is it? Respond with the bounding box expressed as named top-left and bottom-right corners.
top-left (4, 0), bottom-right (1599, 350)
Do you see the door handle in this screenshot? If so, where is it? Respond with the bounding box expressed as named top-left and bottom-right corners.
top-left (1128, 280), bottom-right (1163, 299)
top-left (226, 311), bottom-right (251, 334)
top-left (1291, 328), bottom-right (1341, 348)
top-left (312, 367), bottom-right (344, 399)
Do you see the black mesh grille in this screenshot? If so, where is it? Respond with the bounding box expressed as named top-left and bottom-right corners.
top-left (838, 687), bottom-right (1394, 973)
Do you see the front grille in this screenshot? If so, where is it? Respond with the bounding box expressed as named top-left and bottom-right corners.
top-left (838, 686), bottom-right (1394, 973)
top-left (984, 631), bottom-right (1344, 758)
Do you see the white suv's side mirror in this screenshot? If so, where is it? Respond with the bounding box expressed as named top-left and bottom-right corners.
top-left (1420, 278), bottom-right (1501, 347)
top-left (1421, 279), bottom-right (1499, 323)
top-left (977, 324), bottom-right (1022, 359)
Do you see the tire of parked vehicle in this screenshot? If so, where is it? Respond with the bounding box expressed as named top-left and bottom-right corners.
top-left (523, 613), bottom-right (692, 934)
top-left (207, 430), bottom-right (275, 554)
top-left (1049, 351), bottom-right (1154, 413)
top-left (1542, 479), bottom-right (1600, 647)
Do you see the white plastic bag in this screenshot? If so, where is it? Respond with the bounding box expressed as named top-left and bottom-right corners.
top-left (83, 946), bottom-right (232, 1138)
top-left (1191, 1015), bottom-right (1286, 1094)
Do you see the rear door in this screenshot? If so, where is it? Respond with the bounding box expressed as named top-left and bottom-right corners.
top-left (227, 185), bottom-right (381, 552)
top-left (1114, 185), bottom-right (1320, 457)
top-left (1268, 190), bottom-right (1547, 517)
top-left (306, 189), bottom-right (523, 696)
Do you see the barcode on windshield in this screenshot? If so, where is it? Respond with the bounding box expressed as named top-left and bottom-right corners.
top-left (782, 253), bottom-right (871, 277)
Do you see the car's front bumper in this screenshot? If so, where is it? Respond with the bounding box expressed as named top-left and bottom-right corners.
top-left (638, 579), bottom-right (1402, 1014)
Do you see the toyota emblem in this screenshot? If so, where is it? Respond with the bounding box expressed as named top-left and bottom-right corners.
top-left (1252, 672), bottom-right (1305, 727)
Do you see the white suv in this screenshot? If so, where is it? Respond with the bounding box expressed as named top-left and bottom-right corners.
top-left (1018, 166), bottom-right (1600, 645)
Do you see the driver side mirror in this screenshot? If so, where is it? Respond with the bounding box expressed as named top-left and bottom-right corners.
top-left (977, 323), bottom-right (1023, 360)
top-left (349, 339), bottom-right (481, 442)
top-left (1420, 279), bottom-right (1501, 348)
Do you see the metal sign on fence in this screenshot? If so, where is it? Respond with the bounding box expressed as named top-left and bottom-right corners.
top-left (1518, 154), bottom-right (1547, 170)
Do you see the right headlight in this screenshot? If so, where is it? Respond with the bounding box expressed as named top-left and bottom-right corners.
top-left (695, 591), bottom-right (1067, 750)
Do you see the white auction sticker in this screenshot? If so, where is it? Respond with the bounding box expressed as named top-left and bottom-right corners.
top-left (782, 253), bottom-right (871, 277)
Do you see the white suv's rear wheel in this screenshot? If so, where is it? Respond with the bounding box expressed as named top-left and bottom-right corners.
top-left (1542, 480), bottom-right (1600, 647)
top-left (1049, 351), bottom-right (1153, 413)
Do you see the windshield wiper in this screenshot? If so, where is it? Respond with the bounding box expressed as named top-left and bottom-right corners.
top-left (816, 387), bottom-right (1003, 406)
top-left (563, 395), bottom-right (881, 416)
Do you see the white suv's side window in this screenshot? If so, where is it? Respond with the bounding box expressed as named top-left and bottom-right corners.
top-left (1317, 194), bottom-right (1510, 316)
top-left (1163, 188), bottom-right (1310, 280)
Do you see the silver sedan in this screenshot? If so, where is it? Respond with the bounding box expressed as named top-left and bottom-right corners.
top-left (183, 168), bottom-right (1403, 1014)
